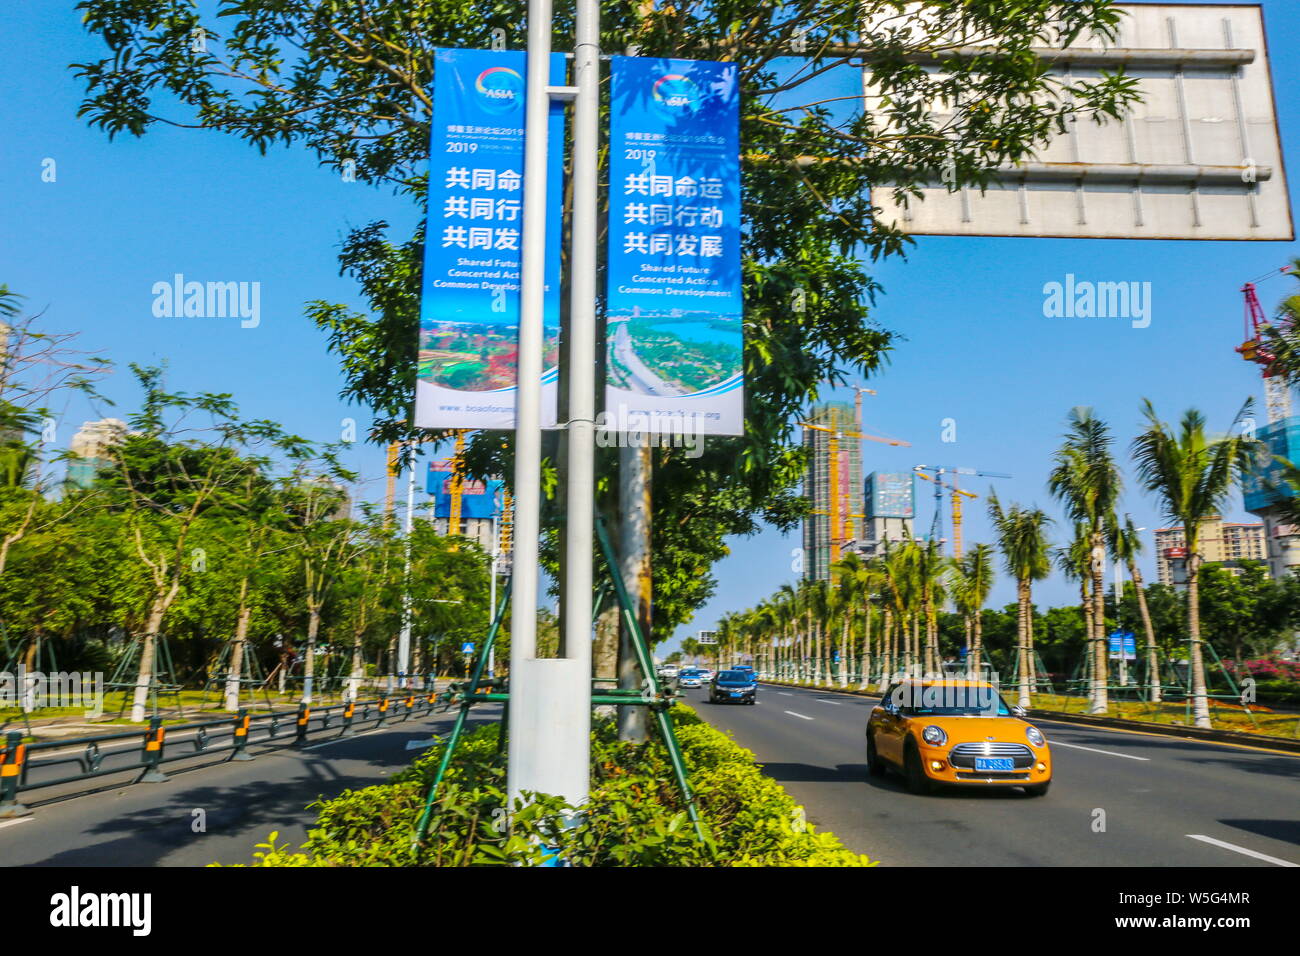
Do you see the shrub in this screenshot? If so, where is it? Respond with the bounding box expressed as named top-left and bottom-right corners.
top-left (238, 705), bottom-right (874, 867)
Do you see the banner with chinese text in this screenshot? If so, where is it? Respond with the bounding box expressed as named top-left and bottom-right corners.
top-left (415, 48), bottom-right (565, 430)
top-left (605, 57), bottom-right (743, 437)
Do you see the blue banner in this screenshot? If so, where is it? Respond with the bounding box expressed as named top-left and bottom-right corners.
top-left (1107, 631), bottom-right (1137, 661)
top-left (415, 48), bottom-right (565, 430)
top-left (427, 463), bottom-right (503, 520)
top-left (605, 57), bottom-right (743, 437)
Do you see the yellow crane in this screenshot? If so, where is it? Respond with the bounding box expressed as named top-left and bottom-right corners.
top-left (913, 469), bottom-right (977, 559)
top-left (383, 441), bottom-right (402, 528)
top-left (448, 430), bottom-right (467, 539)
top-left (801, 419), bottom-right (910, 564)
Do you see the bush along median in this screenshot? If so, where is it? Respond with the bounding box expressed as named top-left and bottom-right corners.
top-left (236, 705), bottom-right (875, 867)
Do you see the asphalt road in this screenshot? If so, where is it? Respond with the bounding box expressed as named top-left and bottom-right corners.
top-left (0, 704), bottom-right (500, 867)
top-left (686, 683), bottom-right (1300, 867)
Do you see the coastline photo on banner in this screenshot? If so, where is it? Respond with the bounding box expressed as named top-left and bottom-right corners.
top-left (605, 56), bottom-right (743, 438)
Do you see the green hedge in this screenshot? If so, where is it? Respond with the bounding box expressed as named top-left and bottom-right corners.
top-left (239, 705), bottom-right (875, 867)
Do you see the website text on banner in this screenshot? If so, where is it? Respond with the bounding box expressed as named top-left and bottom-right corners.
top-left (605, 57), bottom-right (743, 438)
top-left (415, 48), bottom-right (566, 431)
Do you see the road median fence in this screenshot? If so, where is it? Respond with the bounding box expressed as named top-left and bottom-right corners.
top-left (0, 691), bottom-right (444, 818)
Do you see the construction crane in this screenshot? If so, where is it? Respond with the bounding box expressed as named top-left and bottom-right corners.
top-left (913, 465), bottom-right (1012, 557)
top-left (447, 430), bottom-right (468, 547)
top-left (801, 419), bottom-right (910, 564)
top-left (383, 441), bottom-right (402, 528)
top-left (1236, 265), bottom-right (1295, 424)
top-left (498, 486), bottom-right (513, 568)
top-left (913, 470), bottom-right (977, 558)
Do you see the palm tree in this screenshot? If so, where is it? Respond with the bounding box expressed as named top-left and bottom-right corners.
top-left (1131, 400), bottom-right (1257, 728)
top-left (1259, 255), bottom-right (1300, 385)
top-left (957, 544), bottom-right (995, 675)
top-left (774, 582), bottom-right (797, 680)
top-left (1048, 408), bottom-right (1122, 714)
top-left (807, 579), bottom-right (830, 684)
top-left (989, 493), bottom-right (1053, 708)
top-left (917, 539), bottom-right (947, 675)
top-left (1109, 513), bottom-right (1161, 702)
top-left (883, 541), bottom-right (919, 676)
top-left (853, 557), bottom-right (887, 689)
top-left (830, 553), bottom-right (860, 687)
top-left (1056, 522), bottom-right (1095, 692)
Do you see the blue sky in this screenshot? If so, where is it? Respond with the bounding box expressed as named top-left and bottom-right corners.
top-left (1, 3), bottom-right (1297, 652)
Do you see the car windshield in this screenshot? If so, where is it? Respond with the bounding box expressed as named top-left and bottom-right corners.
top-left (681, 669), bottom-right (703, 677)
top-left (718, 671), bottom-right (752, 682)
top-left (894, 685), bottom-right (1011, 717)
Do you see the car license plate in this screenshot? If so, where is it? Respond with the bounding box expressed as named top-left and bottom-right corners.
top-left (975, 757), bottom-right (1014, 772)
top-left (730, 691), bottom-right (742, 697)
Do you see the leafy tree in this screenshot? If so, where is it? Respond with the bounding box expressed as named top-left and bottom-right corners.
top-left (953, 543), bottom-right (995, 673)
top-left (1108, 512), bottom-right (1161, 700)
top-left (988, 493), bottom-right (1052, 708)
top-left (100, 366), bottom-right (279, 720)
top-left (1131, 399), bottom-right (1257, 728)
top-left (1048, 407), bottom-right (1122, 714)
top-left (1198, 561), bottom-right (1300, 677)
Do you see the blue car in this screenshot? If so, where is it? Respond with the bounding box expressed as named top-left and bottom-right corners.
top-left (709, 669), bottom-right (758, 705)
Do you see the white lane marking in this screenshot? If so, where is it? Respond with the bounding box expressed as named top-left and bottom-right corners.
top-left (776, 692), bottom-right (793, 696)
top-left (1049, 740), bottom-right (1150, 761)
top-left (1186, 835), bottom-right (1298, 867)
top-left (815, 698), bottom-right (843, 706)
top-left (784, 711), bottom-right (814, 721)
top-left (301, 727), bottom-right (389, 751)
top-left (0, 818), bottom-right (33, 830)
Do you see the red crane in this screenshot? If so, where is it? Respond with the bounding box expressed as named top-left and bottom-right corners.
top-left (1236, 266), bottom-right (1294, 424)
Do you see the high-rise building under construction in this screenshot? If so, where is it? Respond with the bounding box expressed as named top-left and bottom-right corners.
top-left (801, 402), bottom-right (863, 581)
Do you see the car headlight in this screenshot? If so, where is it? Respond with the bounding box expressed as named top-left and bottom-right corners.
top-left (1026, 725), bottom-right (1046, 747)
top-left (921, 725), bottom-right (947, 746)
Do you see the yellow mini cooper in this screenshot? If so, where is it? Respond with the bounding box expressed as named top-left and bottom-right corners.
top-left (866, 680), bottom-right (1052, 796)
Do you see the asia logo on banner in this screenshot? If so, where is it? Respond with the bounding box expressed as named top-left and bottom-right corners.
top-left (415, 48), bottom-right (566, 431)
top-left (605, 57), bottom-right (743, 437)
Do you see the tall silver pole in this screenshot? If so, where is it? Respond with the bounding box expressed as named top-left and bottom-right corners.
top-left (488, 512), bottom-right (498, 677)
top-left (560, 0), bottom-right (599, 724)
top-left (396, 451), bottom-right (417, 688)
top-left (617, 445), bottom-right (651, 742)
top-left (509, 0), bottom-right (597, 810)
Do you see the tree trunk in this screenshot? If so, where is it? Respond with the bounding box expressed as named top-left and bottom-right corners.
top-left (911, 614), bottom-right (920, 678)
top-left (225, 599), bottom-right (251, 712)
top-left (1016, 579), bottom-right (1030, 709)
top-left (617, 445), bottom-right (651, 742)
top-left (1187, 555), bottom-right (1211, 728)
top-left (131, 595), bottom-right (169, 723)
top-left (1129, 562), bottom-right (1161, 702)
top-left (1090, 533), bottom-right (1109, 714)
top-left (592, 604), bottom-right (620, 717)
top-left (859, 603), bottom-right (873, 691)
top-left (883, 609), bottom-right (893, 680)
top-left (971, 609), bottom-right (983, 675)
top-left (925, 598), bottom-right (938, 676)
top-left (302, 604), bottom-right (321, 704)
top-left (837, 614), bottom-right (849, 687)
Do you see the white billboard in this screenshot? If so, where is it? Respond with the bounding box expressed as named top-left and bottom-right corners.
top-left (868, 4), bottom-right (1292, 241)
